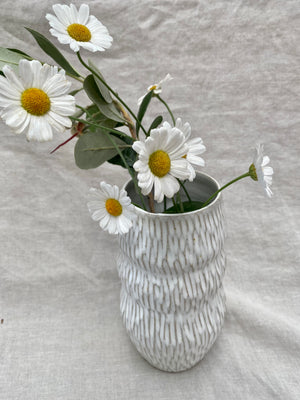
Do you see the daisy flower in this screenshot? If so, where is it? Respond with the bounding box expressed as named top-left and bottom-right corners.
top-left (0, 59), bottom-right (75, 142)
top-left (46, 4), bottom-right (113, 53)
top-left (137, 73), bottom-right (173, 105)
top-left (132, 125), bottom-right (193, 203)
top-left (87, 182), bottom-right (136, 235)
top-left (249, 144), bottom-right (274, 198)
top-left (164, 118), bottom-right (206, 180)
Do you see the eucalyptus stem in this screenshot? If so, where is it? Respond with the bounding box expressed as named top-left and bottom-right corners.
top-left (177, 179), bottom-right (192, 204)
top-left (70, 116), bottom-right (133, 141)
top-left (156, 94), bottom-right (176, 126)
top-left (76, 51), bottom-right (147, 136)
top-left (200, 172), bottom-right (250, 209)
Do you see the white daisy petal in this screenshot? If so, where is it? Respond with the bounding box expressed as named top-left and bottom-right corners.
top-left (47, 4), bottom-right (113, 53)
top-left (250, 144), bottom-right (274, 198)
top-left (137, 73), bottom-right (172, 105)
top-left (78, 4), bottom-right (90, 25)
top-left (174, 118), bottom-right (206, 172)
top-left (2, 65), bottom-right (24, 92)
top-left (133, 123), bottom-right (194, 203)
top-left (87, 182), bottom-right (136, 235)
top-left (0, 59), bottom-right (75, 142)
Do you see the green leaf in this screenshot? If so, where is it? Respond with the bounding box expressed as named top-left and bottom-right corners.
top-left (0, 47), bottom-right (31, 72)
top-left (74, 123), bottom-right (127, 169)
top-left (136, 90), bottom-right (153, 135)
top-left (107, 133), bottom-right (136, 169)
top-left (164, 201), bottom-right (205, 214)
top-left (83, 75), bottom-right (126, 123)
top-left (69, 88), bottom-right (82, 96)
top-left (148, 115), bottom-right (163, 134)
top-left (25, 27), bottom-right (80, 78)
top-left (88, 59), bottom-right (112, 103)
top-left (7, 48), bottom-right (32, 59)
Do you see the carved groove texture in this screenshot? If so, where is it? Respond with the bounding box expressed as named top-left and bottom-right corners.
top-left (118, 201), bottom-right (226, 372)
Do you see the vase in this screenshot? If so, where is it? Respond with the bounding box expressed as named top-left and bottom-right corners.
top-left (117, 172), bottom-right (226, 372)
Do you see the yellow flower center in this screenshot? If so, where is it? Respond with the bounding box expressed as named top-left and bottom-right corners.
top-left (148, 150), bottom-right (171, 177)
top-left (105, 198), bottom-right (123, 217)
top-left (249, 163), bottom-right (258, 181)
top-left (67, 23), bottom-right (92, 42)
top-left (21, 88), bottom-right (50, 116)
top-left (149, 85), bottom-right (157, 91)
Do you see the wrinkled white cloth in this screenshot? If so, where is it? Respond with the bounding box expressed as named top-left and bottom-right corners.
top-left (0, 1), bottom-right (299, 399)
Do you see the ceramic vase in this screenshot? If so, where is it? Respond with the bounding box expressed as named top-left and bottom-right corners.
top-left (118, 172), bottom-right (226, 372)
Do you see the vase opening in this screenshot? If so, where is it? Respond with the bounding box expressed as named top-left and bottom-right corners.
top-left (125, 172), bottom-right (220, 214)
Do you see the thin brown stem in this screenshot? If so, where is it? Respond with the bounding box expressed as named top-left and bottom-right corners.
top-left (50, 132), bottom-right (79, 154)
top-left (113, 100), bottom-right (137, 140)
top-left (148, 191), bottom-right (155, 213)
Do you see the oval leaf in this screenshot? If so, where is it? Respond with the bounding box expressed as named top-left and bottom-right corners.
top-left (136, 90), bottom-right (153, 135)
top-left (88, 59), bottom-right (112, 103)
top-left (25, 27), bottom-right (81, 78)
top-left (75, 129), bottom-right (127, 169)
top-left (83, 75), bottom-right (126, 123)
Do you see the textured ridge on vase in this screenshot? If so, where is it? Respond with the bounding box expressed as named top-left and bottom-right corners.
top-left (118, 199), bottom-right (226, 372)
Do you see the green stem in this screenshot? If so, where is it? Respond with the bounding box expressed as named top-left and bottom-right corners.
top-left (76, 51), bottom-right (147, 136)
top-left (70, 116), bottom-right (133, 141)
top-left (156, 95), bottom-right (176, 126)
top-left (83, 145), bottom-right (132, 151)
top-left (177, 179), bottom-right (192, 204)
top-left (177, 192), bottom-right (184, 213)
top-left (172, 197), bottom-right (179, 212)
top-left (66, 73), bottom-right (84, 83)
top-left (101, 131), bottom-right (147, 211)
top-left (201, 172), bottom-right (250, 209)
top-left (164, 197), bottom-right (167, 212)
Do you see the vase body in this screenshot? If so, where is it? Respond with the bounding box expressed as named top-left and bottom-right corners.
top-left (118, 173), bottom-right (226, 372)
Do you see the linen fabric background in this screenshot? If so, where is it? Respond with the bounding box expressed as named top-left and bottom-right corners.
top-left (0, 0), bottom-right (299, 399)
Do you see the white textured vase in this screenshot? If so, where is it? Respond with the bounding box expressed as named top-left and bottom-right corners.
top-left (118, 172), bottom-right (226, 372)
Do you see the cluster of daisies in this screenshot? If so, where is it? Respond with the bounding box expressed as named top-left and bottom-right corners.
top-left (0, 3), bottom-right (274, 235)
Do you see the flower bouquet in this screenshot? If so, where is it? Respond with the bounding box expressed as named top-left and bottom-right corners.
top-left (0, 3), bottom-right (274, 371)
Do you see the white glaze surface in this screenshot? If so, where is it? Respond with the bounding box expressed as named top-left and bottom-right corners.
top-left (118, 193), bottom-right (226, 372)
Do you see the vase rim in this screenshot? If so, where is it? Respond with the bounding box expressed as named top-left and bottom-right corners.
top-left (124, 171), bottom-right (222, 217)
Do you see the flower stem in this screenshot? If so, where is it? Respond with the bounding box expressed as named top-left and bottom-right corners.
top-left (156, 94), bottom-right (175, 126)
top-left (76, 51), bottom-right (147, 136)
top-left (101, 131), bottom-right (147, 211)
top-left (177, 179), bottom-right (192, 203)
top-left (172, 197), bottom-right (179, 212)
top-left (200, 172), bottom-right (250, 209)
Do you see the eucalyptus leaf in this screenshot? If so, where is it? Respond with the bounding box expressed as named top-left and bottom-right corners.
top-left (25, 28), bottom-right (81, 78)
top-left (88, 59), bottom-right (112, 103)
top-left (136, 90), bottom-right (153, 136)
top-left (0, 47), bottom-right (30, 72)
top-left (148, 115), bottom-right (163, 134)
top-left (75, 128), bottom-right (126, 169)
top-left (83, 75), bottom-right (126, 123)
